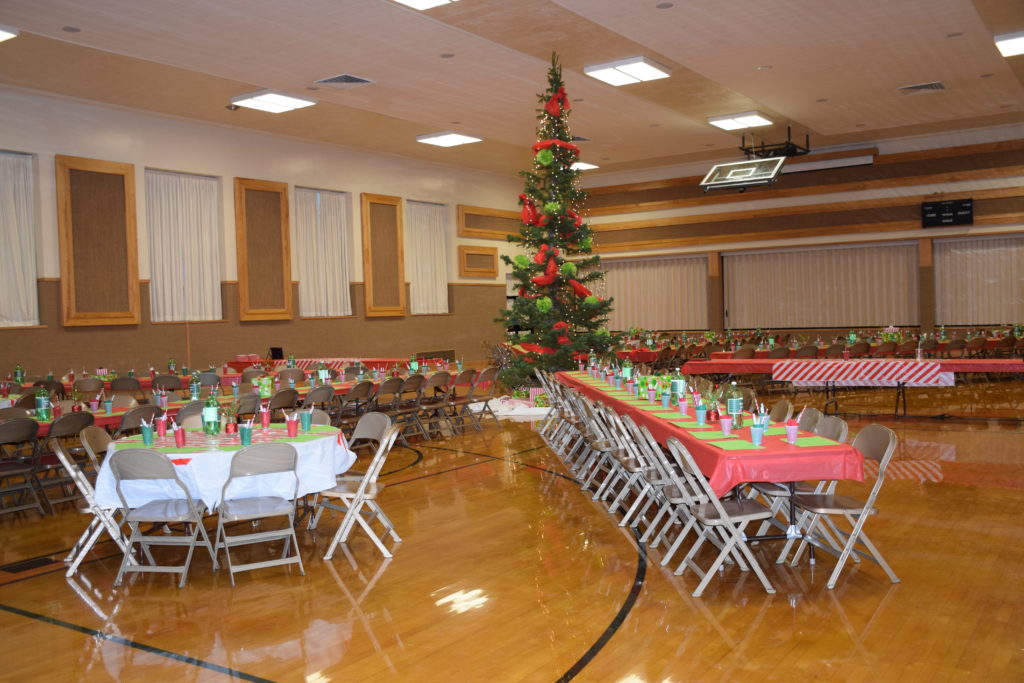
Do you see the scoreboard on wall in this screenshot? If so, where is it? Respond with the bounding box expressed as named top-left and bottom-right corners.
top-left (921, 198), bottom-right (973, 228)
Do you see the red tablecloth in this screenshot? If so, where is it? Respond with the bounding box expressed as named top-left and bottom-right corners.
top-left (615, 349), bottom-right (662, 363)
top-left (685, 357), bottom-right (1023, 378)
top-left (684, 359), bottom-right (781, 375)
top-left (557, 371), bottom-right (863, 495)
top-left (227, 358), bottom-right (444, 373)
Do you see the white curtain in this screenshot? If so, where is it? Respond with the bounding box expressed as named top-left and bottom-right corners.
top-left (935, 235), bottom-right (1024, 325)
top-left (724, 243), bottom-right (918, 328)
top-left (603, 255), bottom-right (708, 330)
top-left (405, 200), bottom-right (449, 314)
top-left (0, 152), bottom-right (39, 327)
top-left (146, 170), bottom-right (222, 321)
top-left (295, 187), bottom-right (353, 317)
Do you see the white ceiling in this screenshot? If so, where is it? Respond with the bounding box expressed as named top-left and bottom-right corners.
top-left (0, 0), bottom-right (1022, 176)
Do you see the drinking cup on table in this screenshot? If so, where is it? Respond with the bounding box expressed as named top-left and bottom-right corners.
top-left (286, 420), bottom-right (298, 438)
top-left (750, 424), bottom-right (764, 446)
top-left (239, 424), bottom-right (252, 446)
top-left (231, 384), bottom-right (240, 399)
top-left (786, 424), bottom-right (799, 444)
top-left (661, 393), bottom-right (670, 409)
top-left (89, 399), bottom-right (99, 412)
top-left (103, 399), bottom-right (113, 414)
top-left (696, 406), bottom-right (707, 426)
top-left (720, 415), bottom-right (732, 436)
top-left (158, 394), bottom-right (169, 408)
top-left (174, 428), bottom-right (186, 447)
top-left (679, 398), bottom-right (688, 416)
top-left (647, 389), bottom-right (656, 402)
top-left (141, 425), bottom-right (154, 447)
top-left (578, 363), bottom-right (584, 372)
top-left (299, 412), bottom-right (312, 431)
top-left (260, 411), bottom-right (270, 429)
top-left (156, 416), bottom-right (167, 437)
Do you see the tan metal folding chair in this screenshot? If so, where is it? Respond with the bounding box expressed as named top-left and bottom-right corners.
top-left (215, 443), bottom-right (305, 585)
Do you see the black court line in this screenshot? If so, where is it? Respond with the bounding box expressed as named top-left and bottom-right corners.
top-left (0, 603), bottom-right (275, 682)
top-left (424, 445), bottom-right (578, 483)
top-left (380, 445), bottom-right (424, 477)
top-left (556, 529), bottom-right (648, 682)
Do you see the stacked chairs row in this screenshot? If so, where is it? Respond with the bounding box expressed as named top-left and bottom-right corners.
top-left (535, 370), bottom-right (900, 596)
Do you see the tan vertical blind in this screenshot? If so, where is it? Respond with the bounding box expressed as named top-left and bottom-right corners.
top-left (934, 235), bottom-right (1024, 325)
top-left (724, 243), bottom-right (918, 328)
top-left (602, 255), bottom-right (708, 331)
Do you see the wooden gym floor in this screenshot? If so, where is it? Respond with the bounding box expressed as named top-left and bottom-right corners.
top-left (0, 379), bottom-right (1021, 681)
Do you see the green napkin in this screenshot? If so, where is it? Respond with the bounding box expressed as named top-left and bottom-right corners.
top-left (635, 404), bottom-right (672, 412)
top-left (649, 410), bottom-right (687, 418)
top-left (795, 436), bottom-right (839, 447)
top-left (668, 419), bottom-right (700, 427)
top-left (708, 439), bottom-right (763, 451)
top-left (765, 427), bottom-right (788, 435)
top-left (690, 430), bottom-right (738, 440)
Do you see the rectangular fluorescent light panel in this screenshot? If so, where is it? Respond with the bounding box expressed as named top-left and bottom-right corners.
top-left (708, 110), bottom-right (773, 130)
top-left (230, 90), bottom-right (317, 113)
top-left (584, 57), bottom-right (671, 86)
top-left (0, 25), bottom-right (19, 43)
top-left (571, 162), bottom-right (599, 171)
top-left (416, 131), bottom-right (482, 147)
top-left (393, 0), bottom-right (459, 9)
top-left (995, 30), bottom-right (1024, 57)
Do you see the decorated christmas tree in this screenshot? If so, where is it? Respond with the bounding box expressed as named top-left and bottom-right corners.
top-left (497, 54), bottom-right (615, 388)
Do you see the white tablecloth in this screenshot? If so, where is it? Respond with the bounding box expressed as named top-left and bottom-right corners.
top-left (95, 430), bottom-right (356, 511)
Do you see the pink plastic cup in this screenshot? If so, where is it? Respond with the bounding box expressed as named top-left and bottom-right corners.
top-left (786, 424), bottom-right (799, 444)
top-left (720, 416), bottom-right (732, 436)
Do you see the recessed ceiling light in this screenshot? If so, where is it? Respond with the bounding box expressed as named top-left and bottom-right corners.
top-left (440, 53), bottom-right (455, 59)
top-left (393, 0), bottom-right (459, 9)
top-left (855, 123), bottom-right (867, 128)
top-left (980, 73), bottom-right (994, 78)
top-left (816, 98), bottom-right (828, 102)
top-left (61, 26), bottom-right (80, 33)
top-left (995, 30), bottom-right (1024, 57)
top-left (757, 65), bottom-right (773, 71)
top-left (571, 162), bottom-right (599, 171)
top-left (584, 56), bottom-right (671, 86)
top-left (416, 131), bottom-right (481, 147)
top-left (0, 25), bottom-right (18, 42)
top-left (656, 2), bottom-right (674, 8)
top-left (708, 110), bottom-right (773, 130)
top-left (229, 90), bottom-right (317, 113)
top-left (946, 31), bottom-right (963, 38)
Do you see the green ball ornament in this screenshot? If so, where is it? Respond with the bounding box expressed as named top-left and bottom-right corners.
top-left (514, 254), bottom-right (529, 268)
top-left (579, 236), bottom-right (593, 250)
top-left (583, 295), bottom-right (599, 306)
top-left (596, 328), bottom-right (610, 338)
top-left (543, 201), bottom-right (561, 214)
top-left (535, 149), bottom-right (554, 166)
top-left (560, 262), bottom-right (577, 277)
top-left (536, 297), bottom-right (553, 313)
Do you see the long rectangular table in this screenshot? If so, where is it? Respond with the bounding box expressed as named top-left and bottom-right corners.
top-left (556, 371), bottom-right (863, 496)
top-left (683, 358), bottom-right (1024, 376)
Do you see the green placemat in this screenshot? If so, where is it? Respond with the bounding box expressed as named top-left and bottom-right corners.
top-left (649, 410), bottom-right (687, 418)
top-left (764, 427), bottom-right (788, 435)
top-left (709, 439), bottom-right (763, 451)
top-left (635, 404), bottom-right (672, 412)
top-left (795, 436), bottom-right (839, 447)
top-left (690, 430), bottom-right (738, 440)
top-left (668, 419), bottom-right (700, 426)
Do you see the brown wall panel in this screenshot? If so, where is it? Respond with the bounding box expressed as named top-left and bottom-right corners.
top-left (244, 189), bottom-right (286, 310)
top-left (457, 205), bottom-right (519, 240)
top-left (69, 169), bottom-right (130, 313)
top-left (2, 281), bottom-right (505, 374)
top-left (361, 193), bottom-right (407, 317)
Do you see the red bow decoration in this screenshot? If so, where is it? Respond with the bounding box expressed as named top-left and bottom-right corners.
top-left (517, 287), bottom-right (540, 299)
top-left (519, 193), bottom-right (540, 226)
top-left (545, 87), bottom-right (571, 117)
top-left (531, 139), bottom-right (581, 156)
top-left (568, 279), bottom-right (592, 298)
top-left (532, 256), bottom-right (559, 287)
top-left (521, 343), bottom-right (555, 355)
top-left (556, 335), bottom-right (571, 345)
top-left (566, 209), bottom-right (584, 227)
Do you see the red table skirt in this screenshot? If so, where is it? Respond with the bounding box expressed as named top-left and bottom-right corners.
top-left (557, 371), bottom-right (863, 495)
top-left (684, 358), bottom-right (1024, 377)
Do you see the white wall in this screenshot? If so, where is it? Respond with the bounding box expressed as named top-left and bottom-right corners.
top-left (0, 86), bottom-right (524, 284)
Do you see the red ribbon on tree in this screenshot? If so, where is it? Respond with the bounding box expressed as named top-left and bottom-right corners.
top-left (568, 279), bottom-right (592, 298)
top-left (556, 335), bottom-right (571, 345)
top-left (553, 321), bottom-right (569, 331)
top-left (566, 209), bottom-right (584, 227)
top-left (545, 87), bottom-right (571, 117)
top-left (531, 139), bottom-right (581, 156)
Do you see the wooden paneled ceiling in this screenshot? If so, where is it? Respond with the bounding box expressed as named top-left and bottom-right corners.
top-left (0, 0), bottom-right (1022, 177)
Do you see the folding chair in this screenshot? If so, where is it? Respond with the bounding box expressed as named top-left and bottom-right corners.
top-left (50, 440), bottom-right (130, 577)
top-left (80, 425), bottom-right (112, 474)
top-left (417, 371), bottom-right (454, 438)
top-left (460, 366), bottom-right (500, 430)
top-left (113, 405), bottom-right (162, 439)
top-left (788, 424), bottom-right (901, 589)
top-left (315, 425), bottom-right (402, 560)
top-left (109, 449), bottom-right (218, 587)
top-left (665, 437), bottom-right (776, 597)
top-left (0, 417), bottom-right (46, 518)
top-left (215, 443), bottom-right (305, 585)
top-left (34, 411), bottom-right (95, 511)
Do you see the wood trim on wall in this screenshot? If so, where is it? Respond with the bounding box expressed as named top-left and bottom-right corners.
top-left (234, 177), bottom-right (293, 321)
top-left (361, 193), bottom-right (407, 317)
top-left (457, 245), bottom-right (499, 278)
top-left (457, 205), bottom-right (520, 241)
top-left (55, 154), bottom-right (140, 326)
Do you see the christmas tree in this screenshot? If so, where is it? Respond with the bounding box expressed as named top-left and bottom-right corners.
top-left (497, 54), bottom-right (615, 388)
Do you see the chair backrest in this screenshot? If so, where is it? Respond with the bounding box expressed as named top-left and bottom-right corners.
top-left (117, 405), bottom-right (162, 433)
top-left (80, 425), bottom-right (112, 469)
top-left (740, 386), bottom-right (757, 412)
top-left (341, 380), bottom-right (374, 402)
top-left (664, 438), bottom-right (715, 507)
top-left (176, 400), bottom-right (206, 422)
top-left (469, 366), bottom-right (499, 401)
top-left (422, 371), bottom-right (451, 397)
top-left (309, 408), bottom-right (332, 425)
top-left (110, 376), bottom-right (142, 392)
top-left (14, 393), bottom-right (36, 410)
top-left (813, 415), bottom-right (849, 442)
top-left (824, 344), bottom-right (845, 358)
top-left (348, 411), bottom-right (392, 449)
top-left (399, 374), bottom-right (425, 397)
top-left (0, 417), bottom-right (39, 451)
top-left (153, 374), bottom-right (184, 391)
top-left (874, 341), bottom-right (897, 356)
top-left (240, 368), bottom-right (266, 383)
top-left (109, 449), bottom-right (197, 512)
top-left (180, 413), bottom-right (203, 430)
top-left (268, 388), bottom-right (299, 411)
top-left (276, 368), bottom-right (306, 383)
top-left (74, 378), bottom-right (105, 394)
top-left (111, 394), bottom-right (138, 410)
top-left (767, 345), bottom-right (791, 358)
top-left (344, 365), bottom-right (365, 379)
top-left (852, 423), bottom-right (897, 465)
top-left (301, 384), bottom-right (335, 408)
top-left (796, 406), bottom-right (822, 432)
top-left (849, 341), bottom-right (871, 357)
top-left (448, 368), bottom-right (477, 398)
top-left (768, 399), bottom-right (793, 423)
top-left (236, 393), bottom-right (261, 416)
top-left (373, 377), bottom-right (404, 410)
top-left (33, 379), bottom-right (67, 399)
top-left (196, 372), bottom-right (221, 387)
top-left (355, 425), bottom-right (402, 498)
top-left (220, 443), bottom-right (299, 504)
top-left (47, 411), bottom-right (95, 439)
top-left (794, 344), bottom-right (818, 358)
top-left (732, 346), bottom-right (756, 359)
top-left (0, 407), bottom-right (31, 420)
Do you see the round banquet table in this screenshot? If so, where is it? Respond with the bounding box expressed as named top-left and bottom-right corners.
top-left (94, 425), bottom-right (355, 511)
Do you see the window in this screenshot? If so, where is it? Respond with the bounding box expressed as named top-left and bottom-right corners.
top-left (295, 187), bottom-right (353, 317)
top-left (0, 151), bottom-right (38, 327)
top-left (935, 235), bottom-right (1024, 325)
top-left (146, 169), bottom-right (222, 321)
top-left (603, 255), bottom-right (708, 330)
top-left (405, 200), bottom-right (449, 314)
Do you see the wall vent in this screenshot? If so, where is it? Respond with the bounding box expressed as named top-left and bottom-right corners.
top-left (315, 73), bottom-right (374, 85)
top-left (898, 81), bottom-right (945, 94)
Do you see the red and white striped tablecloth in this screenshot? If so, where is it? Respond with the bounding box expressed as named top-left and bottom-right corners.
top-left (772, 359), bottom-right (955, 387)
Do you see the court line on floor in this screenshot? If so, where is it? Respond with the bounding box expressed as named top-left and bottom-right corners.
top-left (0, 603), bottom-right (275, 682)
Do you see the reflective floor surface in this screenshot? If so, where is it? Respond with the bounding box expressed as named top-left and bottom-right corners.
top-left (0, 380), bottom-right (1021, 681)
